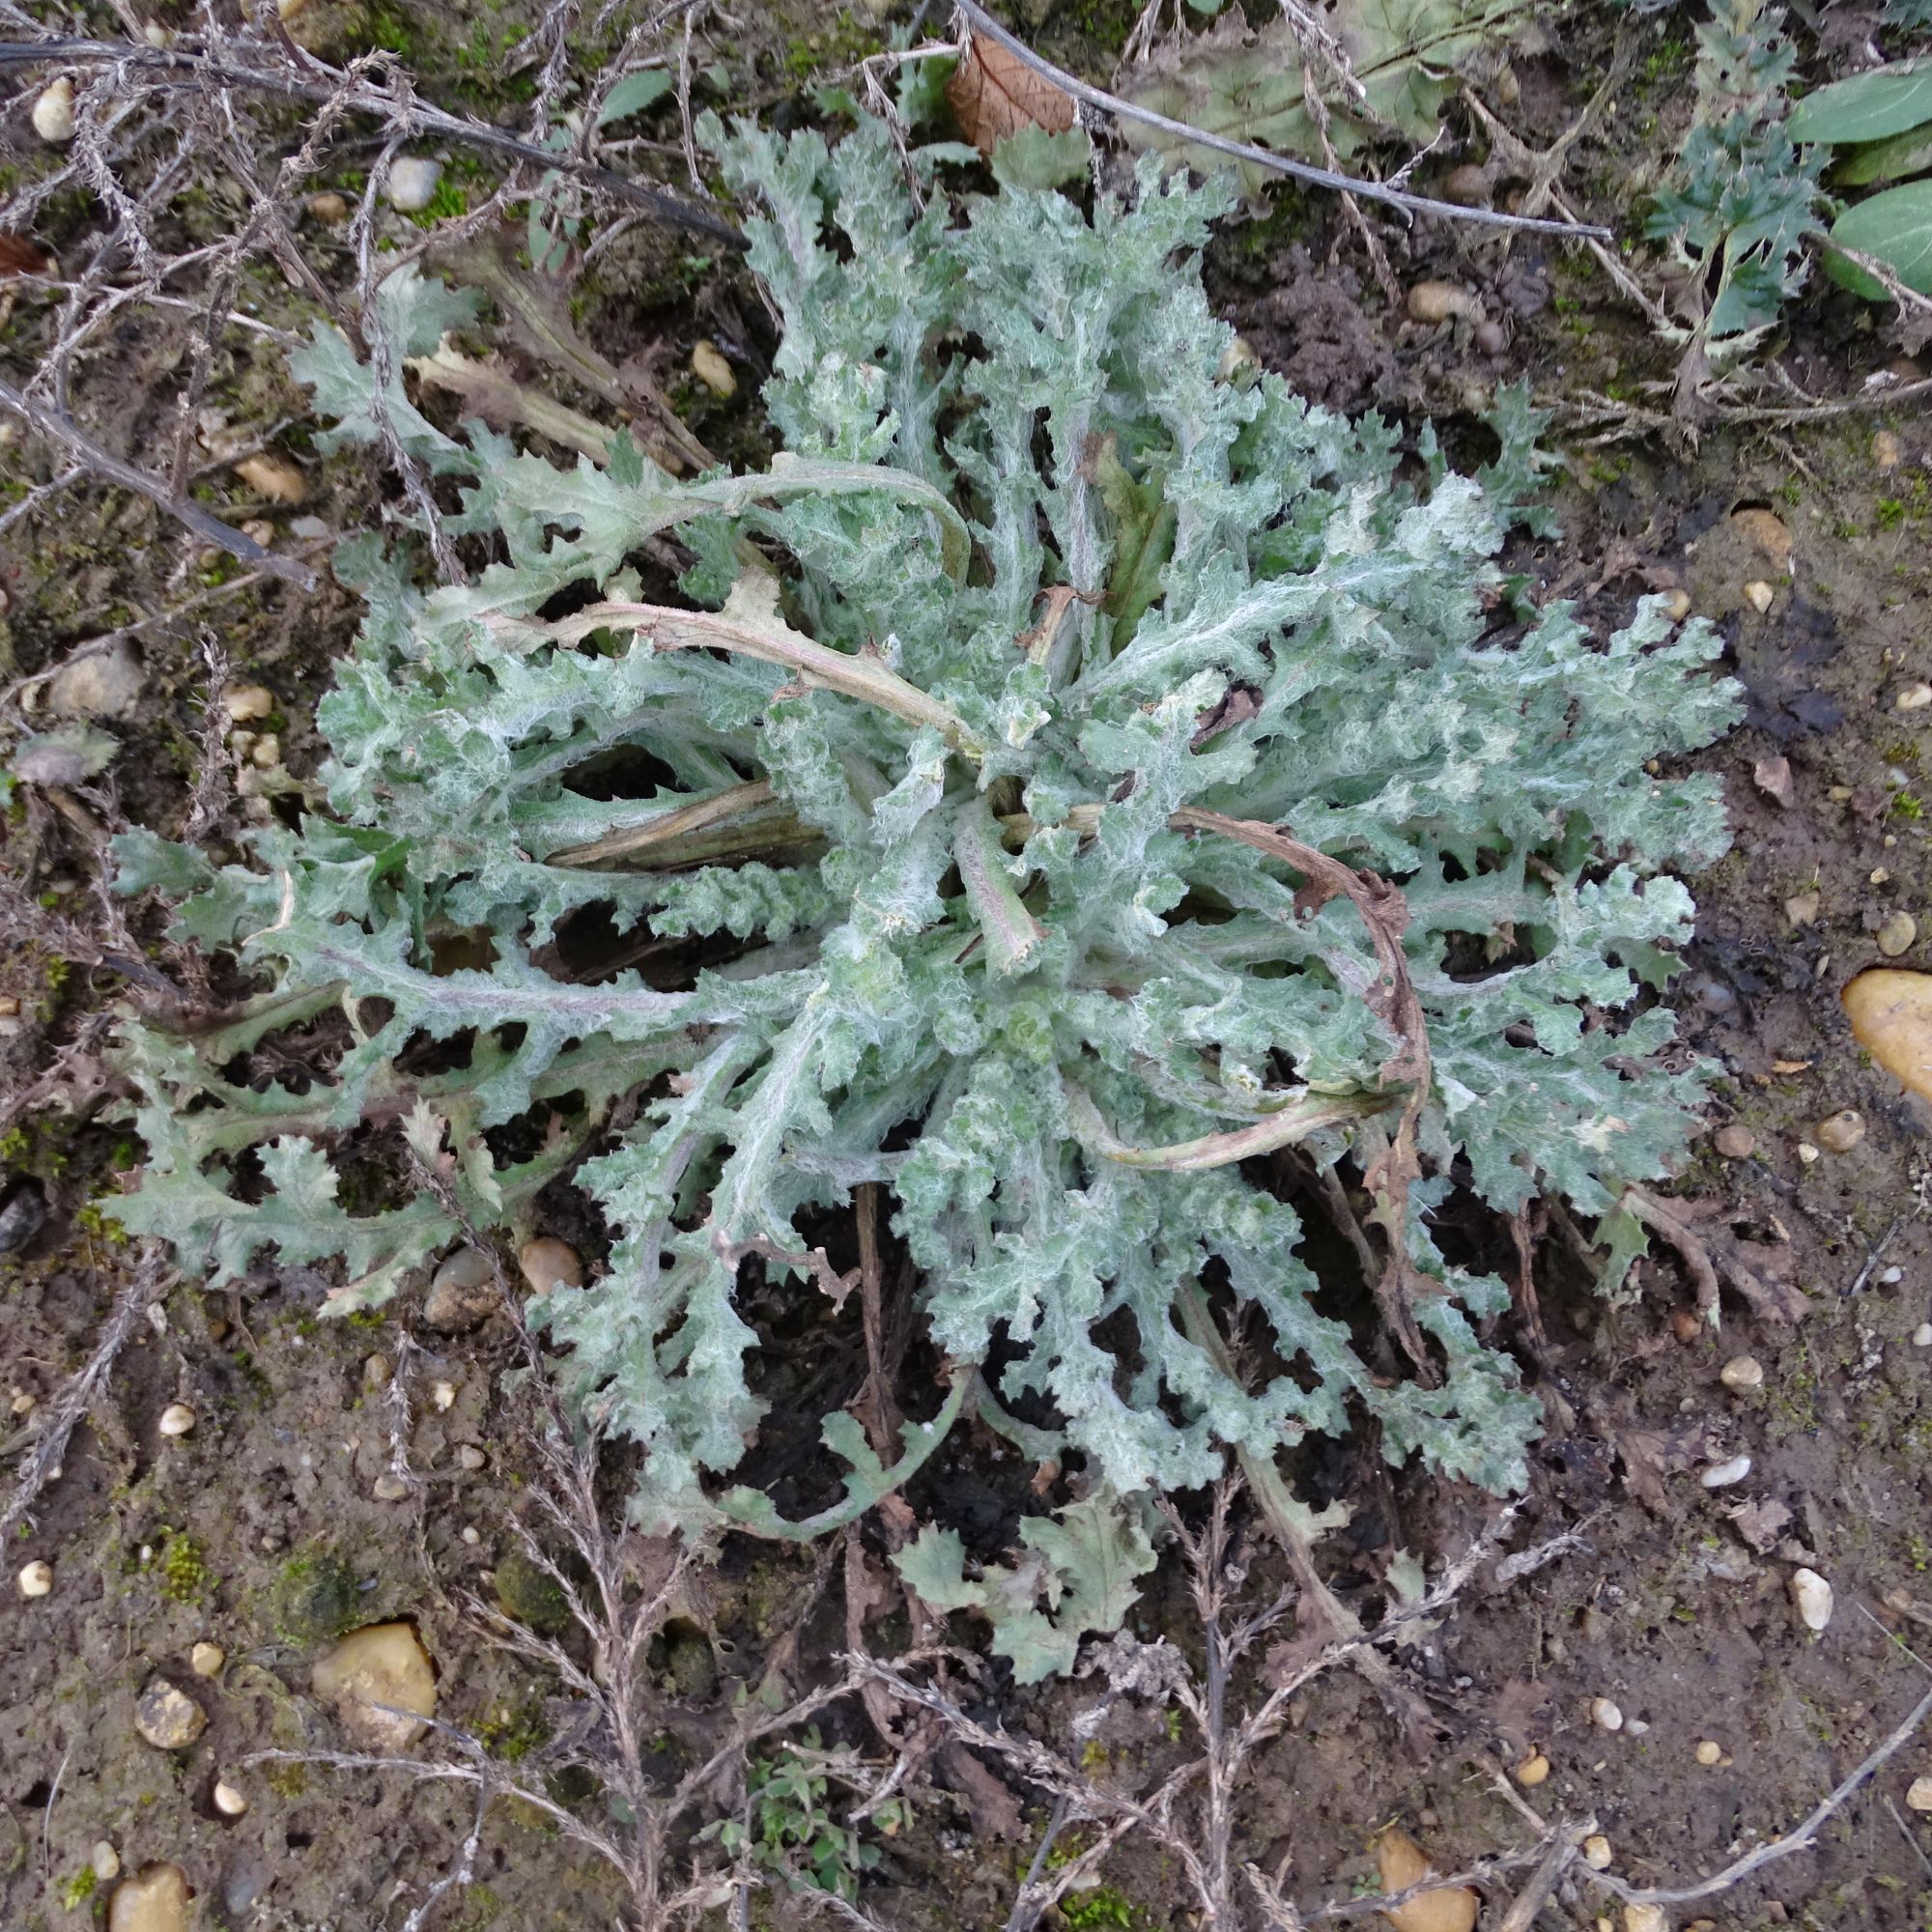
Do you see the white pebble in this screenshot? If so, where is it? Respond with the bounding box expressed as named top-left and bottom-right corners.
top-left (461, 1524), bottom-right (481, 1546)
top-left (1702, 1455), bottom-right (1752, 1489)
top-left (90, 1840), bottom-right (120, 1881)
top-left (213, 1778), bottom-right (249, 1818)
top-left (1880, 1265), bottom-right (1905, 1286)
top-left (1915, 1323), bottom-right (1932, 1348)
top-left (1719, 1354), bottom-right (1765, 1391)
top-left (32, 77), bottom-right (75, 144)
top-left (1590, 1695), bottom-right (1624, 1732)
top-left (1907, 1774), bottom-right (1932, 1811)
top-left (431, 1379), bottom-right (457, 1411)
top-left (1625, 1907), bottom-right (1668, 1932)
top-left (1790, 1567), bottom-right (1833, 1632)
top-left (158, 1403), bottom-right (197, 1437)
top-left (384, 157), bottom-right (443, 213)
top-left (17, 1559), bottom-right (52, 1598)
top-left (373, 1473), bottom-right (410, 1501)
top-left (190, 1641), bottom-right (226, 1678)
top-left (1899, 682), bottom-right (1932, 711)
top-left (457, 1444), bottom-right (487, 1471)
top-left (1582, 1833), bottom-right (1613, 1868)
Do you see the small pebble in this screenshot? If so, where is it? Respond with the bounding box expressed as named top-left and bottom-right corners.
top-left (1797, 1143), bottom-right (1820, 1165)
top-left (1880, 912), bottom-right (1918, 957)
top-left (1790, 1566), bottom-right (1834, 1632)
top-left (1670, 1309), bottom-right (1702, 1344)
top-left (212, 1779), bottom-right (249, 1818)
top-left (1732, 507), bottom-right (1794, 567)
top-left (1474, 320), bottom-right (1508, 357)
top-left (107, 1862), bottom-right (192, 1932)
top-left (1662, 588), bottom-right (1693, 622)
top-left (91, 1841), bottom-right (121, 1881)
top-left (1752, 753), bottom-right (1795, 808)
top-left (32, 76), bottom-right (75, 144)
top-left (384, 156), bottom-right (443, 213)
top-left (1744, 579), bottom-right (1776, 613)
top-left (51, 638), bottom-right (145, 722)
top-left (312, 1622), bottom-right (438, 1749)
top-left (1907, 1774), bottom-right (1932, 1811)
top-left (457, 1444), bottom-right (487, 1471)
top-left (1590, 1695), bottom-right (1624, 1732)
top-left (1898, 683), bottom-right (1932, 711)
top-left (1846, 969), bottom-right (1932, 1101)
top-left (222, 683), bottom-right (274, 724)
top-left (1214, 336), bottom-right (1260, 382)
top-left (1880, 1265), bottom-right (1904, 1285)
top-left (1914, 1322), bottom-right (1932, 1347)
top-left (234, 452), bottom-right (307, 506)
top-left (1624, 1718), bottom-right (1650, 1736)
top-left (1440, 162), bottom-right (1491, 204)
top-left (158, 1403), bottom-right (197, 1437)
top-left (17, 1558), bottom-right (52, 1598)
top-left (461, 1524), bottom-right (481, 1546)
top-left (1713, 1123), bottom-right (1755, 1159)
top-left (1785, 890), bottom-right (1821, 927)
top-left (362, 1351), bottom-right (393, 1389)
top-left (248, 733), bottom-right (281, 770)
top-left (1625, 1908), bottom-right (1668, 1932)
top-left (690, 340), bottom-right (736, 397)
top-left (1720, 1354), bottom-right (1765, 1391)
top-left (1875, 429), bottom-right (1904, 470)
top-left (373, 1473), bottom-right (410, 1501)
top-left (1702, 1455), bottom-right (1751, 1489)
top-left (190, 1641), bottom-right (225, 1678)
top-left (307, 190), bottom-right (350, 223)
top-left (431, 1378), bottom-right (457, 1411)
top-left (1583, 1833), bottom-right (1613, 1869)
top-left (1515, 1752), bottom-right (1550, 1787)
top-left (134, 1678), bottom-right (208, 1750)
top-left (519, 1236), bottom-right (584, 1295)
top-left (1406, 279), bottom-right (1478, 324)
top-left (1815, 1109), bottom-right (1865, 1153)
top-left (424, 1247), bottom-right (497, 1332)
top-left (1695, 1740), bottom-right (1723, 1765)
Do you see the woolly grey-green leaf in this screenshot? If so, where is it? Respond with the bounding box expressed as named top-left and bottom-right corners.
top-left (107, 121), bottom-right (1736, 1576)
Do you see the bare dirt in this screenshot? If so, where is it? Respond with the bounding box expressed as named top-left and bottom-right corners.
top-left (7, 6), bottom-right (1932, 1931)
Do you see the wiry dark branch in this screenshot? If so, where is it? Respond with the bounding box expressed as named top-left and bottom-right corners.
top-left (0, 373), bottom-right (316, 588)
top-left (950, 0), bottom-right (1609, 240)
top-left (0, 37), bottom-right (744, 244)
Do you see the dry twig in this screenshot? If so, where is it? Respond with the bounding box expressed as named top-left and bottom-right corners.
top-left (952, 0), bottom-right (1608, 240)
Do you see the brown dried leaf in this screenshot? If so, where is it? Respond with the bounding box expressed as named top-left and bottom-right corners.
top-left (936, 1742), bottom-right (1025, 1841)
top-left (947, 34), bottom-right (1076, 156)
top-left (1728, 1495), bottom-right (1793, 1554)
top-left (1489, 1674), bottom-right (1549, 1755)
top-left (0, 233), bottom-right (53, 278)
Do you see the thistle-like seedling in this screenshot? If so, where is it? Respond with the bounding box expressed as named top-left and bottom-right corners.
top-left (109, 122), bottom-right (1737, 1589)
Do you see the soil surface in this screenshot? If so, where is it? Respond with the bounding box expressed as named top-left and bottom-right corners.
top-left (6, 5), bottom-right (1932, 1931)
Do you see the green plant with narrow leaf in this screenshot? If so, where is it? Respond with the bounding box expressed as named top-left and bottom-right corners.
top-left (105, 121), bottom-right (1736, 1637)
